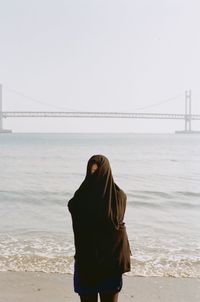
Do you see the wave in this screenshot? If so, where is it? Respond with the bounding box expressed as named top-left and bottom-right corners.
top-left (0, 233), bottom-right (199, 278)
top-left (0, 190), bottom-right (72, 206)
top-left (128, 257), bottom-right (200, 278)
top-left (0, 255), bottom-right (199, 278)
top-left (127, 190), bottom-right (200, 208)
top-left (0, 190), bottom-right (71, 197)
top-left (128, 190), bottom-right (200, 198)
top-left (2, 188), bottom-right (200, 198)
top-left (1, 190), bottom-right (200, 214)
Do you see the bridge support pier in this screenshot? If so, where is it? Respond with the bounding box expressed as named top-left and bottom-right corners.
top-left (0, 84), bottom-right (12, 133)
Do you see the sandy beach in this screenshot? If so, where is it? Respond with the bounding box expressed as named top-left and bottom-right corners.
top-left (0, 272), bottom-right (199, 302)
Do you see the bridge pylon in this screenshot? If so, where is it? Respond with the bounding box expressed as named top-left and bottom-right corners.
top-left (0, 84), bottom-right (12, 133)
top-left (175, 90), bottom-right (200, 134)
top-left (185, 90), bottom-right (192, 132)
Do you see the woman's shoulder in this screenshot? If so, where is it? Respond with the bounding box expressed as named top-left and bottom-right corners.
top-left (115, 184), bottom-right (127, 201)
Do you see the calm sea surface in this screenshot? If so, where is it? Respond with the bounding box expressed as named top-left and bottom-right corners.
top-left (0, 133), bottom-right (199, 277)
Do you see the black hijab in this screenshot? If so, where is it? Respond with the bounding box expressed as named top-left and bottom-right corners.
top-left (68, 155), bottom-right (131, 285)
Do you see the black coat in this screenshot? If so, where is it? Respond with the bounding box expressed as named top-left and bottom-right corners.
top-left (68, 155), bottom-right (131, 286)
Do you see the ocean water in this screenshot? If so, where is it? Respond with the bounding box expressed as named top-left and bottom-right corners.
top-left (0, 133), bottom-right (200, 278)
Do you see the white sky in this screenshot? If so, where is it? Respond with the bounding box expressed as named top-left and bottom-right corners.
top-left (0, 0), bottom-right (200, 132)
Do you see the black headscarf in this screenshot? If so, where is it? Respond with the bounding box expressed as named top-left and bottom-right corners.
top-left (68, 155), bottom-right (131, 285)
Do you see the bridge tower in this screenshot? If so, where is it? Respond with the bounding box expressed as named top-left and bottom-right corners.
top-left (175, 89), bottom-right (200, 134)
top-left (0, 84), bottom-right (12, 133)
top-left (184, 90), bottom-right (192, 132)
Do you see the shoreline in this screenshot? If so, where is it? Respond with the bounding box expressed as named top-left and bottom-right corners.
top-left (0, 271), bottom-right (199, 302)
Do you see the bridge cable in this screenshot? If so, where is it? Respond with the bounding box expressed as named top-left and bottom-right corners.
top-left (131, 94), bottom-right (183, 112)
top-left (4, 86), bottom-right (79, 112)
top-left (4, 86), bottom-right (182, 113)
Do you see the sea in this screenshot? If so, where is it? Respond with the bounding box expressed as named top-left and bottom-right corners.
top-left (0, 133), bottom-right (199, 278)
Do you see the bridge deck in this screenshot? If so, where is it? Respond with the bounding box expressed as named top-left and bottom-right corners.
top-left (2, 111), bottom-right (200, 120)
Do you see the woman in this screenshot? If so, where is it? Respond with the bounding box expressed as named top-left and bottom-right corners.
top-left (68, 154), bottom-right (131, 302)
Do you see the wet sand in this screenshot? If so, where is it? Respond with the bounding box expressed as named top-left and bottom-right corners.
top-left (0, 271), bottom-right (200, 302)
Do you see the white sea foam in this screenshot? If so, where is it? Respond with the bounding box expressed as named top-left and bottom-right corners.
top-left (0, 234), bottom-right (199, 277)
top-left (0, 254), bottom-right (199, 277)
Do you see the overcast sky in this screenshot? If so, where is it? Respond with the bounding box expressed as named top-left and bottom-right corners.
top-left (0, 0), bottom-right (200, 132)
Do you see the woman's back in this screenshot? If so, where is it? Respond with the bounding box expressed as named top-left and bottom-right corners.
top-left (68, 154), bottom-right (131, 301)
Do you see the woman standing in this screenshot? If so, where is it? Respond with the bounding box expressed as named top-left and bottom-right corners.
top-left (68, 154), bottom-right (131, 302)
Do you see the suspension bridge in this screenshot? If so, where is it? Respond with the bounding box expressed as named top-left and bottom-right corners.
top-left (0, 84), bottom-right (200, 133)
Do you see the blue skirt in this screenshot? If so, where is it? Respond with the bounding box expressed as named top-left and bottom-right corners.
top-left (73, 262), bottom-right (123, 294)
